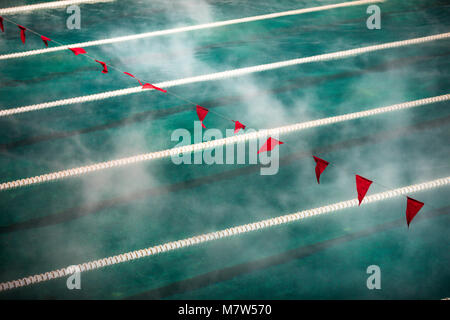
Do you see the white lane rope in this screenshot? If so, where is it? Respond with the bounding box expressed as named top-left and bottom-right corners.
top-left (1, 175), bottom-right (448, 292)
top-left (0, 0), bottom-right (384, 59)
top-left (0, 0), bottom-right (115, 15)
top-left (0, 94), bottom-right (448, 192)
top-left (1, 32), bottom-right (449, 118)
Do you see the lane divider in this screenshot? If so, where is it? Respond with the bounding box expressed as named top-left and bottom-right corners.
top-left (0, 32), bottom-right (450, 117)
top-left (0, 0), bottom-right (384, 59)
top-left (1, 32), bottom-right (449, 118)
top-left (0, 0), bottom-right (115, 15)
top-left (0, 94), bottom-right (448, 192)
top-left (1, 175), bottom-right (448, 292)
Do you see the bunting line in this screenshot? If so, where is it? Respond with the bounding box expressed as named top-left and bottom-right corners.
top-left (0, 94), bottom-right (448, 192)
top-left (1, 32), bottom-right (449, 118)
top-left (0, 0), bottom-right (384, 59)
top-left (1, 175), bottom-right (448, 292)
top-left (0, 0), bottom-right (115, 15)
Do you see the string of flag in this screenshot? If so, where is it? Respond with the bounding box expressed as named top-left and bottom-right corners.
top-left (311, 156), bottom-right (427, 227)
top-left (0, 15), bottom-right (250, 135)
top-left (0, 0), bottom-right (386, 60)
top-left (1, 33), bottom-right (450, 117)
top-left (2, 95), bottom-right (447, 194)
top-left (0, 175), bottom-right (448, 292)
top-left (0, 17), bottom-right (447, 228)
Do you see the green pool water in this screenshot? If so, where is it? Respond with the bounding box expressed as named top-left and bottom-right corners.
top-left (0, 0), bottom-right (449, 299)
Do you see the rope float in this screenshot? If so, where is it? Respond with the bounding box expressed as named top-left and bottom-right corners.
top-left (0, 0), bottom-right (115, 15)
top-left (0, 94), bottom-right (448, 192)
top-left (0, 0), bottom-right (384, 59)
top-left (1, 175), bottom-right (448, 292)
top-left (1, 32), bottom-right (449, 118)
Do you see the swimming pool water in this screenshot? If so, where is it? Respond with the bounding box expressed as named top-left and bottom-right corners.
top-left (0, 0), bottom-right (449, 299)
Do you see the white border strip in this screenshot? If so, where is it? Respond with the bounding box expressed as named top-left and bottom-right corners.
top-left (0, 0), bottom-right (384, 58)
top-left (1, 32), bottom-right (449, 118)
top-left (1, 175), bottom-right (448, 292)
top-left (0, 0), bottom-right (115, 15)
top-left (0, 94), bottom-right (448, 192)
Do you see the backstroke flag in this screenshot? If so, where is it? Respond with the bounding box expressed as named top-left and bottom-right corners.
top-left (142, 83), bottom-right (167, 92)
top-left (18, 25), bottom-right (26, 43)
top-left (313, 156), bottom-right (329, 184)
top-left (69, 47), bottom-right (86, 55)
top-left (356, 175), bottom-right (372, 205)
top-left (234, 121), bottom-right (246, 133)
top-left (41, 36), bottom-right (51, 47)
top-left (258, 137), bottom-right (284, 154)
top-left (196, 105), bottom-right (209, 128)
top-left (95, 60), bottom-right (108, 73)
top-left (406, 197), bottom-right (424, 227)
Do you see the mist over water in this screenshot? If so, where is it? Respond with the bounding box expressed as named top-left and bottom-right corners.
top-left (0, 0), bottom-right (449, 299)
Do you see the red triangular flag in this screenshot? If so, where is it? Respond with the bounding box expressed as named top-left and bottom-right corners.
top-left (355, 175), bottom-right (372, 205)
top-left (69, 47), bottom-right (86, 55)
top-left (95, 60), bottom-right (108, 74)
top-left (196, 105), bottom-right (208, 128)
top-left (234, 121), bottom-right (246, 133)
top-left (313, 156), bottom-right (329, 184)
top-left (0, 17), bottom-right (4, 33)
top-left (18, 25), bottom-right (26, 44)
top-left (124, 72), bottom-right (143, 85)
top-left (406, 197), bottom-right (424, 227)
top-left (41, 35), bottom-right (51, 47)
top-left (142, 83), bottom-right (166, 93)
top-left (257, 137), bottom-right (284, 154)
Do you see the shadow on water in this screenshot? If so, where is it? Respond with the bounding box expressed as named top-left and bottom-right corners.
top-left (0, 114), bottom-right (449, 234)
top-left (0, 51), bottom-right (449, 152)
top-left (126, 205), bottom-right (450, 299)
top-left (0, 66), bottom-right (98, 88)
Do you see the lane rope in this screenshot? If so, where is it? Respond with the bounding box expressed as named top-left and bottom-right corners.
top-left (1, 32), bottom-right (449, 118)
top-left (0, 0), bottom-right (115, 15)
top-left (0, 94), bottom-right (448, 192)
top-left (1, 175), bottom-right (448, 292)
top-left (0, 0), bottom-right (384, 59)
